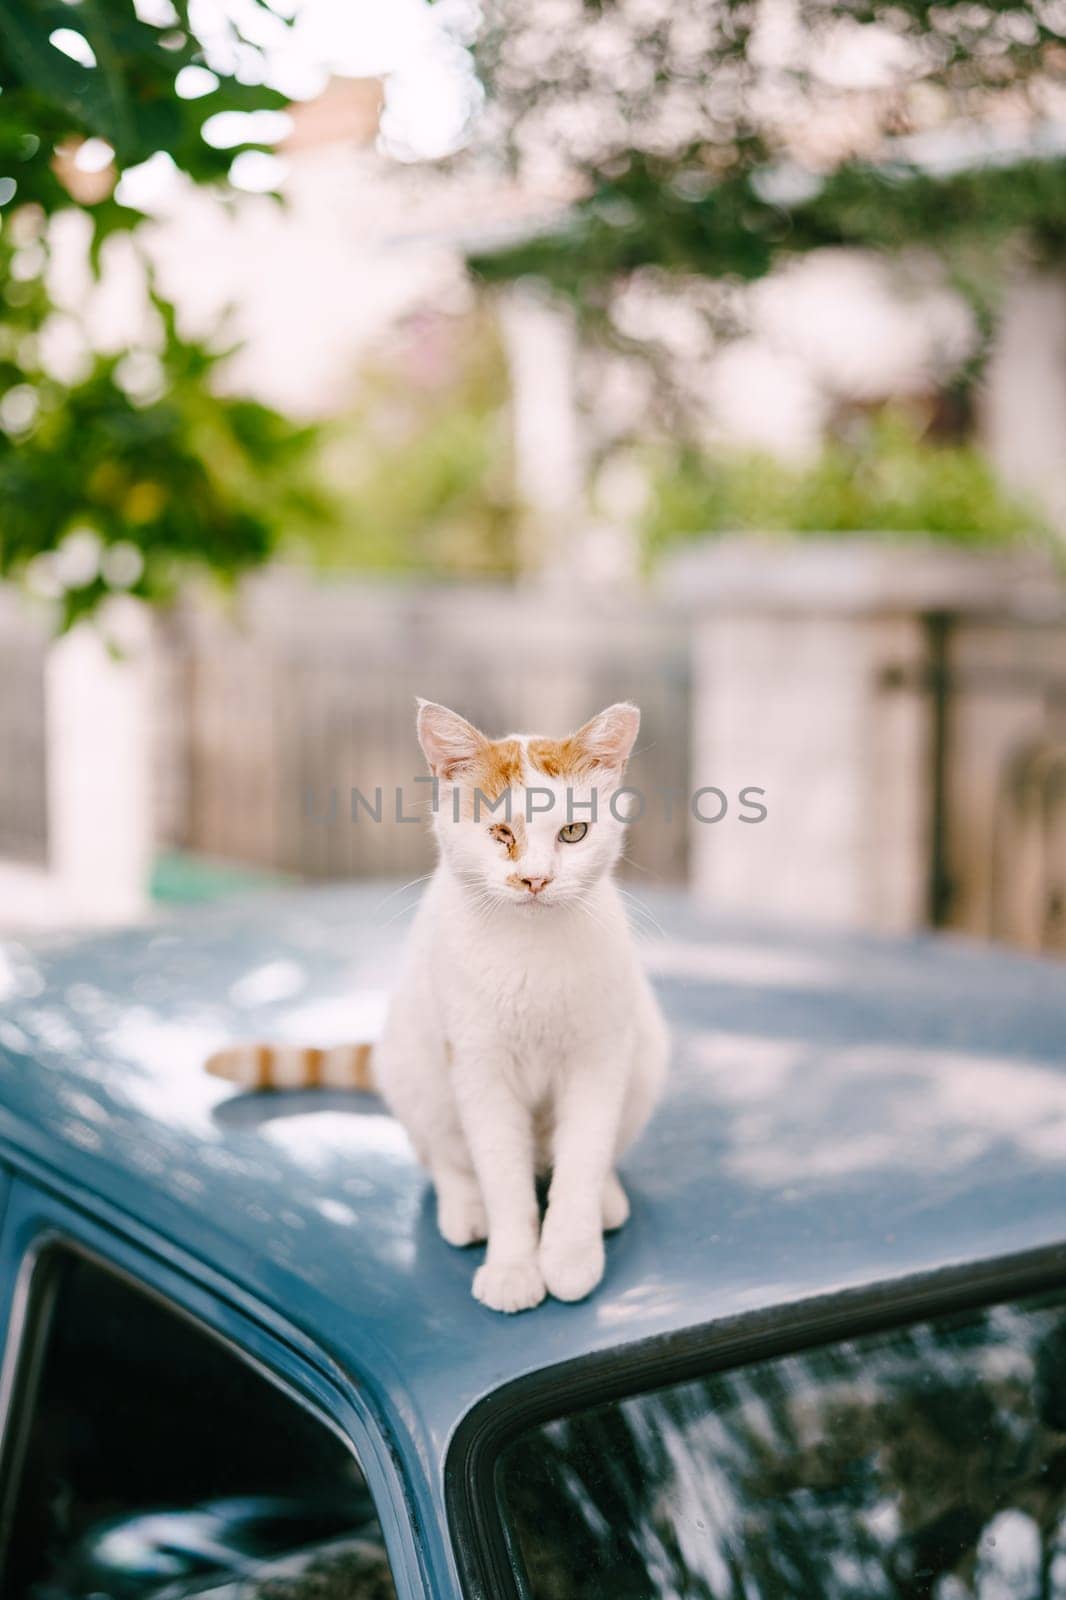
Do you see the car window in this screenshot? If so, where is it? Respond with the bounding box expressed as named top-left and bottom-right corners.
top-left (0, 1248), bottom-right (398, 1600)
top-left (497, 1287), bottom-right (1066, 1600)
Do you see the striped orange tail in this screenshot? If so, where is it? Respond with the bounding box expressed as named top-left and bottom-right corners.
top-left (205, 1042), bottom-right (375, 1093)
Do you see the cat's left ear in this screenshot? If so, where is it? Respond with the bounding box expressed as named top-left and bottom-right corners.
top-left (416, 699), bottom-right (487, 778)
top-left (574, 702), bottom-right (640, 771)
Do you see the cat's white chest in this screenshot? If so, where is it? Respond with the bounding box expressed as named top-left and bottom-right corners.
top-left (452, 931), bottom-right (586, 1033)
top-left (442, 911), bottom-right (626, 1068)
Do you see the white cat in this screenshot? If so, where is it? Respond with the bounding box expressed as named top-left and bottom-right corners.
top-left (208, 700), bottom-right (669, 1313)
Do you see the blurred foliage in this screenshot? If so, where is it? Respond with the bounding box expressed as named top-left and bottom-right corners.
top-left (0, 0), bottom-right (322, 627)
top-left (291, 312), bottom-right (522, 580)
top-left (468, 0), bottom-right (1066, 367)
top-left (473, 155), bottom-right (1066, 311)
top-left (0, 0), bottom-right (289, 249)
top-left (0, 290), bottom-right (324, 629)
top-left (642, 412), bottom-right (1048, 556)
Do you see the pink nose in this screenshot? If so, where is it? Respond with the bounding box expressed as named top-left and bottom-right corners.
top-left (520, 875), bottom-right (552, 896)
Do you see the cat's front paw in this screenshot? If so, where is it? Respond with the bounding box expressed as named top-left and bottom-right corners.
top-left (473, 1257), bottom-right (546, 1314)
top-left (539, 1229), bottom-right (605, 1303)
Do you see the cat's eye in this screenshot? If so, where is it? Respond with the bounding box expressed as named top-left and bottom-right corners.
top-left (558, 822), bottom-right (588, 844)
top-left (490, 824), bottom-right (514, 845)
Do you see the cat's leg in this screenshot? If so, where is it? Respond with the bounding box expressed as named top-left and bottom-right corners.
top-left (539, 1035), bottom-right (633, 1303)
top-left (453, 1046), bottom-right (544, 1313)
top-left (432, 1152), bottom-right (487, 1246)
top-left (537, 1121), bottom-right (629, 1228)
top-left (602, 1171), bottom-right (630, 1231)
top-left (381, 1052), bottom-right (485, 1245)
top-left (373, 976), bottom-right (487, 1246)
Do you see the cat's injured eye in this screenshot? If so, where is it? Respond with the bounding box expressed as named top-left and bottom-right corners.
top-left (558, 822), bottom-right (589, 844)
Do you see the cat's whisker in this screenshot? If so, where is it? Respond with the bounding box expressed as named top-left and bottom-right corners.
top-left (462, 885), bottom-right (510, 927)
top-left (620, 851), bottom-right (652, 875)
top-left (373, 872), bottom-right (434, 915)
top-left (573, 895), bottom-right (612, 940)
top-left (376, 874), bottom-right (439, 933)
top-left (616, 885), bottom-right (667, 941)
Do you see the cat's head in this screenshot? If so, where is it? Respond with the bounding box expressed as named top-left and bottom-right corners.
top-left (415, 699), bottom-right (641, 909)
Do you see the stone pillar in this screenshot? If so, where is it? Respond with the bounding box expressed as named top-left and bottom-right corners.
top-left (982, 268), bottom-right (1066, 535)
top-left (497, 284), bottom-right (584, 577)
top-left (690, 608), bottom-right (928, 931)
top-left (668, 539), bottom-right (1059, 934)
top-left (45, 607), bottom-right (153, 922)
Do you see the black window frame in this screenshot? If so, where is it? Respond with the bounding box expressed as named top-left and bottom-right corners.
top-left (0, 1232), bottom-right (397, 1592)
top-left (444, 1239), bottom-right (1066, 1600)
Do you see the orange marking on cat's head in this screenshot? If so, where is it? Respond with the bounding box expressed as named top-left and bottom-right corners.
top-left (528, 703), bottom-right (641, 779)
top-left (417, 700), bottom-right (522, 801)
top-left (527, 734), bottom-right (596, 780)
top-left (473, 738), bottom-right (524, 801)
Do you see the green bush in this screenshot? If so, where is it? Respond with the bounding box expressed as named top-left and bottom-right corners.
top-left (643, 413), bottom-right (1049, 558)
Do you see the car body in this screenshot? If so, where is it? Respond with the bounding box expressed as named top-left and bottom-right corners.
top-left (0, 885), bottom-right (1064, 1598)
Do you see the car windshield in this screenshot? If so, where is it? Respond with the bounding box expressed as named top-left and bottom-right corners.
top-left (496, 1287), bottom-right (1066, 1600)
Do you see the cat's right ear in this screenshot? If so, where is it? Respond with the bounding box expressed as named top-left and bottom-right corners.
top-left (416, 700), bottom-right (486, 778)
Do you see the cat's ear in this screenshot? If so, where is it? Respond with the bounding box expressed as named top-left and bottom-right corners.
top-left (573, 702), bottom-right (640, 771)
top-left (416, 699), bottom-right (487, 778)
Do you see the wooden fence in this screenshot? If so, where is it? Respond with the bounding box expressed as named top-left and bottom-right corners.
top-left (162, 576), bottom-right (692, 885)
top-left (3, 570), bottom-right (1063, 952)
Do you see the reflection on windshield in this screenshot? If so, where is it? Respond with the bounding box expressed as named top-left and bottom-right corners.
top-left (498, 1291), bottom-right (1066, 1600)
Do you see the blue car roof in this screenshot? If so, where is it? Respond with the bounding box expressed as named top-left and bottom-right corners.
top-left (1, 886), bottom-right (1064, 1493)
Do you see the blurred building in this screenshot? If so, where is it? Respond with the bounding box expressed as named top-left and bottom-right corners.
top-left (44, 76), bottom-right (1066, 546)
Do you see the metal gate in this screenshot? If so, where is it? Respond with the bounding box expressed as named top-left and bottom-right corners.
top-left (888, 610), bottom-right (1066, 955)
